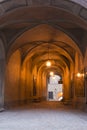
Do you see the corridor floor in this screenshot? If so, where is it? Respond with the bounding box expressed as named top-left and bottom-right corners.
top-left (0, 102), bottom-right (87, 130)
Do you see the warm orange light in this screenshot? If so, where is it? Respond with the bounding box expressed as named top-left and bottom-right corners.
top-left (77, 73), bottom-right (81, 77)
top-left (46, 61), bottom-right (51, 67)
top-left (50, 71), bottom-right (54, 76)
top-left (58, 92), bottom-right (63, 97)
top-left (57, 92), bottom-right (63, 101)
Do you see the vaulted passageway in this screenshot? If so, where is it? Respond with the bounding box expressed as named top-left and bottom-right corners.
top-left (0, 0), bottom-right (87, 111)
top-left (4, 24), bottom-right (84, 108)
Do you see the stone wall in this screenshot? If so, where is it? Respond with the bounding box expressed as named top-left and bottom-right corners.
top-left (4, 50), bottom-right (21, 105)
top-left (0, 38), bottom-right (5, 110)
top-left (0, 0), bottom-right (87, 21)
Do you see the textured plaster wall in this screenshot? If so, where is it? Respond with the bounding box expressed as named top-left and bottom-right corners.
top-left (5, 50), bottom-right (21, 104)
top-left (37, 69), bottom-right (42, 98)
top-left (63, 67), bottom-right (71, 101)
top-left (41, 72), bottom-right (47, 99)
top-left (73, 52), bottom-right (85, 106)
top-left (25, 60), bottom-right (33, 100)
top-left (20, 59), bottom-right (33, 102)
top-left (20, 63), bottom-right (26, 101)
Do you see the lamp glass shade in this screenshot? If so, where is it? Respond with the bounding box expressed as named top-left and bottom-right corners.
top-left (46, 61), bottom-right (51, 67)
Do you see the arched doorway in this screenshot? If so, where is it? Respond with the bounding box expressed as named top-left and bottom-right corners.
top-left (47, 74), bottom-right (63, 101)
top-left (2, 1), bottom-right (86, 107)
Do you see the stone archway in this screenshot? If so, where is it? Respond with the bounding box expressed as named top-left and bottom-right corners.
top-left (0, 0), bottom-right (86, 108)
top-left (47, 74), bottom-right (63, 101)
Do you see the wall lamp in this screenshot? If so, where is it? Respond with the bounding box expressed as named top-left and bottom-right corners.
top-left (76, 72), bottom-right (84, 78)
top-left (76, 70), bottom-right (87, 79)
top-left (76, 72), bottom-right (81, 78)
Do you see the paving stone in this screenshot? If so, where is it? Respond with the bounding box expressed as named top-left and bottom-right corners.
top-left (0, 102), bottom-right (87, 130)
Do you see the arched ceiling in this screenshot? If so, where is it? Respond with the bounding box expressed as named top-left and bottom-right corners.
top-left (40, 66), bottom-right (64, 77)
top-left (0, 5), bottom-right (86, 56)
top-left (6, 24), bottom-right (81, 76)
top-left (0, 0), bottom-right (87, 76)
top-left (70, 0), bottom-right (87, 8)
top-left (7, 24), bottom-right (82, 60)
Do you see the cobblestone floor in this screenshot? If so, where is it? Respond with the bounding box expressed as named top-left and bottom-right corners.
top-left (0, 102), bottom-right (87, 130)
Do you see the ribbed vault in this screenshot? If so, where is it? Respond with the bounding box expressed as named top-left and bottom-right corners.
top-left (0, 1), bottom-right (86, 107)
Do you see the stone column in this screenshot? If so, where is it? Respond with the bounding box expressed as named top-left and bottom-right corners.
top-left (84, 49), bottom-right (87, 104)
top-left (63, 67), bottom-right (71, 104)
top-left (84, 67), bottom-right (87, 104)
top-left (0, 59), bottom-right (5, 111)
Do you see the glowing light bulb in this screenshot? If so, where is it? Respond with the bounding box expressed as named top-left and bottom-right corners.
top-left (50, 71), bottom-right (54, 76)
top-left (77, 73), bottom-right (81, 77)
top-left (46, 61), bottom-right (51, 67)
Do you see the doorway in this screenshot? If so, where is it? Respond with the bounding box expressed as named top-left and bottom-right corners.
top-left (47, 74), bottom-right (63, 101)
